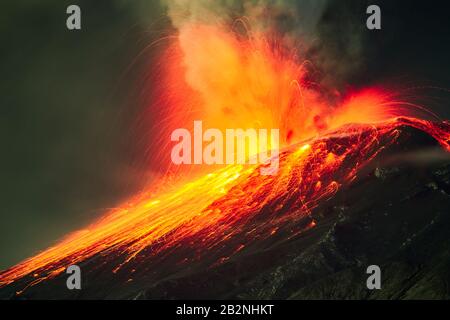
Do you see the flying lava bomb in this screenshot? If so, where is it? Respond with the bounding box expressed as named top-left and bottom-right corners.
top-left (1, 1), bottom-right (450, 300)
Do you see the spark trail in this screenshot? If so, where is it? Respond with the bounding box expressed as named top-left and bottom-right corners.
top-left (0, 117), bottom-right (449, 294)
top-left (1, 23), bottom-right (449, 295)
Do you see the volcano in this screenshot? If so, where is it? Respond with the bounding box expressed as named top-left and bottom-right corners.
top-left (0, 117), bottom-right (449, 299)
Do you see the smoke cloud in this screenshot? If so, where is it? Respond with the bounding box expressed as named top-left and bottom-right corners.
top-left (160, 0), bottom-right (368, 94)
top-left (163, 0), bottom-right (330, 40)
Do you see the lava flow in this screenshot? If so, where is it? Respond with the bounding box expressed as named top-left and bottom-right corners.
top-left (1, 24), bottom-right (450, 295)
top-left (1, 117), bottom-right (449, 294)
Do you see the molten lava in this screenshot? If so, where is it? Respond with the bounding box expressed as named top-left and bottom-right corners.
top-left (1, 117), bottom-right (449, 294)
top-left (147, 24), bottom-right (423, 174)
top-left (1, 24), bottom-right (449, 295)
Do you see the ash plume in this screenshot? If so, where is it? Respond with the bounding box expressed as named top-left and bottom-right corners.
top-left (162, 0), bottom-right (329, 38)
top-left (160, 0), bottom-right (370, 99)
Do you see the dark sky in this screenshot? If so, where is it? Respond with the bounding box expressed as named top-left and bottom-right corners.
top-left (1, 0), bottom-right (449, 269)
top-left (0, 0), bottom-right (166, 269)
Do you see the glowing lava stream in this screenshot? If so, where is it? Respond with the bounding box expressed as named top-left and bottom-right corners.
top-left (1, 24), bottom-right (450, 294)
top-left (0, 117), bottom-right (449, 293)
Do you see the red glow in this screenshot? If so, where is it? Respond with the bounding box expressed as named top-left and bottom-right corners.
top-left (147, 25), bottom-right (406, 174)
top-left (1, 24), bottom-right (449, 294)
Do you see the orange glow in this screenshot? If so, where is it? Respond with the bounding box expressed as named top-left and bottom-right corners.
top-left (1, 117), bottom-right (448, 292)
top-left (150, 24), bottom-right (415, 175)
top-left (1, 24), bottom-right (450, 294)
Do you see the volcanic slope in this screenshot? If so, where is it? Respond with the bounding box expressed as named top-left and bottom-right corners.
top-left (1, 117), bottom-right (449, 299)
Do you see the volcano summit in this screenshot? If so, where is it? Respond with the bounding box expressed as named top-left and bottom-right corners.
top-left (1, 117), bottom-right (449, 299)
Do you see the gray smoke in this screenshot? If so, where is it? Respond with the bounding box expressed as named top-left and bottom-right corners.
top-left (160, 0), bottom-right (369, 93)
top-left (162, 0), bottom-right (329, 39)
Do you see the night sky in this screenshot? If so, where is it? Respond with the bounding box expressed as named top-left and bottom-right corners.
top-left (1, 0), bottom-right (449, 269)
